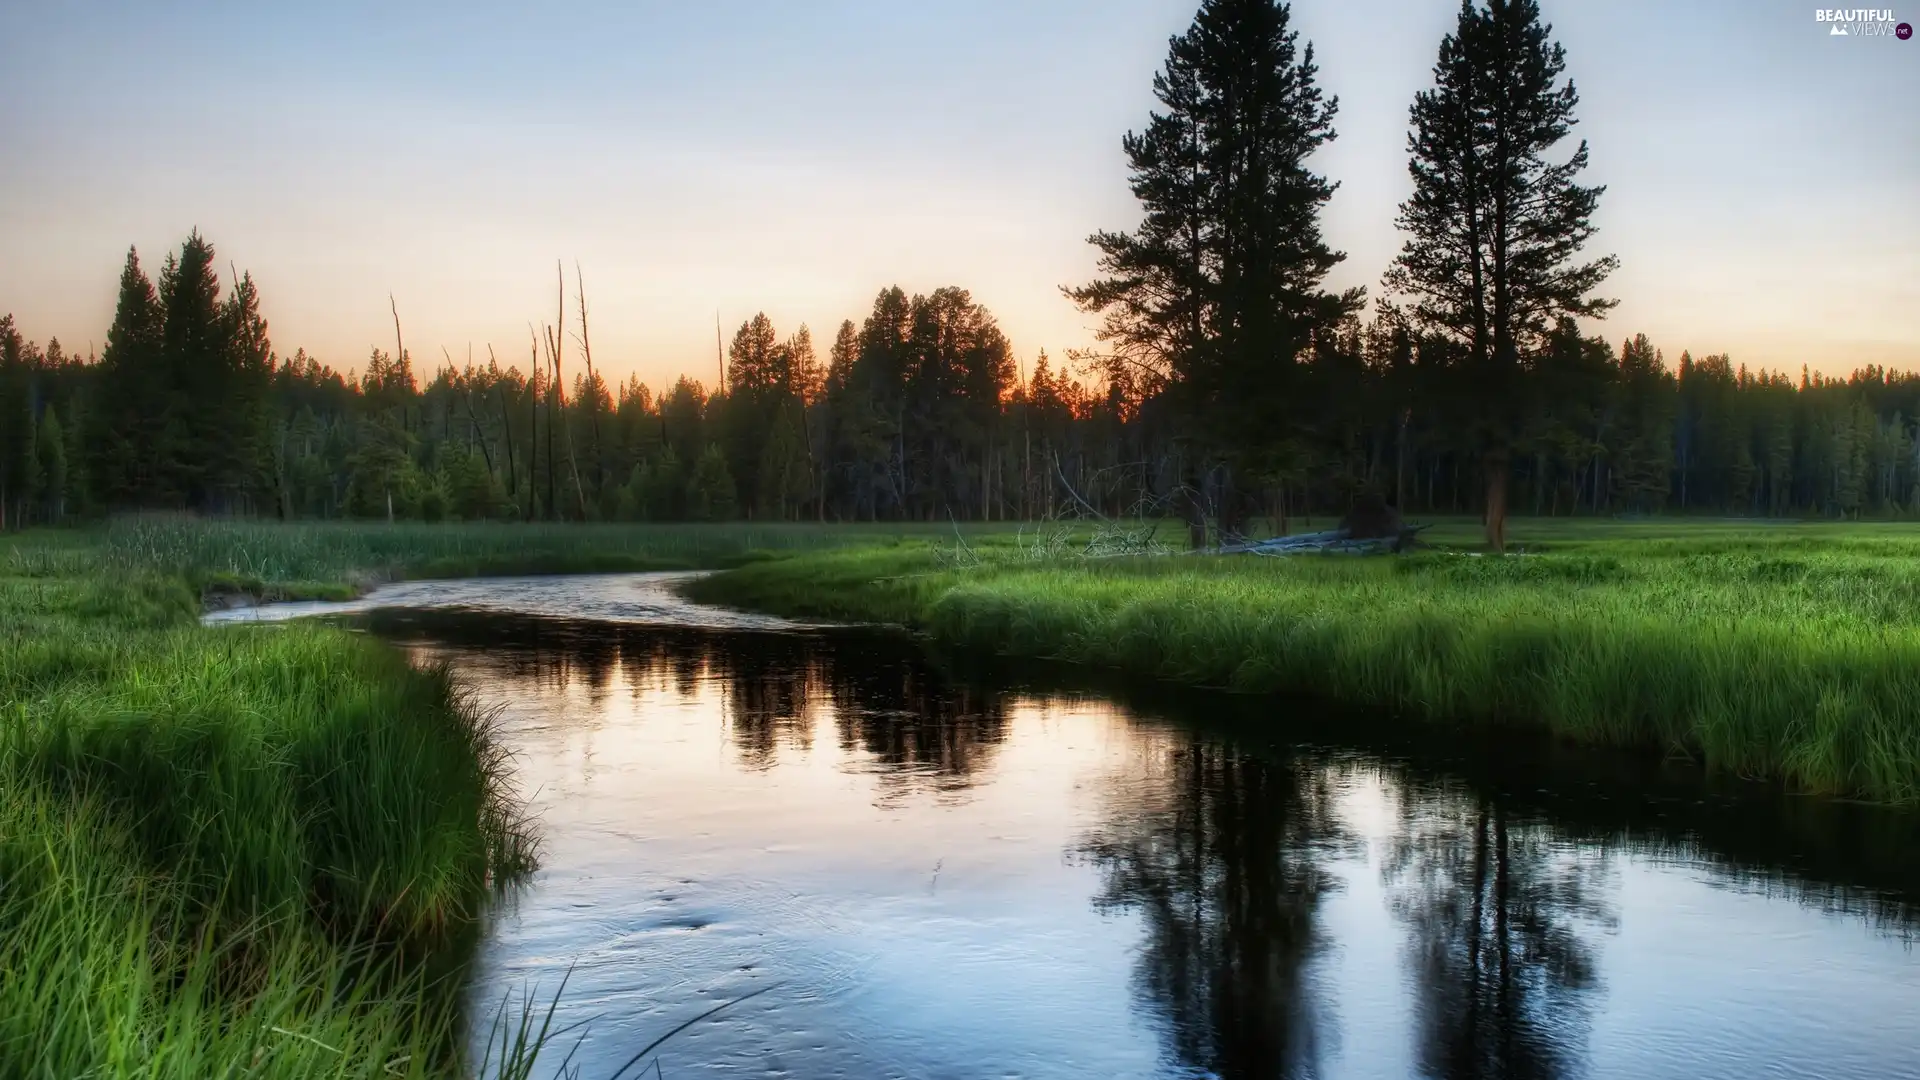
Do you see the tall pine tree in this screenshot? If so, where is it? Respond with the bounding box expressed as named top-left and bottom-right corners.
top-left (1067, 0), bottom-right (1357, 487)
top-left (1383, 0), bottom-right (1617, 549)
top-left (157, 233), bottom-right (226, 507)
top-left (36, 405), bottom-right (66, 521)
top-left (0, 315), bottom-right (27, 528)
top-left (218, 269), bottom-right (275, 511)
top-left (91, 247), bottom-right (164, 506)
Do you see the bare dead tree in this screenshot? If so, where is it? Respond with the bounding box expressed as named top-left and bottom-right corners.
top-left (531, 325), bottom-right (550, 519)
top-left (547, 261), bottom-right (588, 520)
top-left (573, 262), bottom-right (606, 497)
top-left (386, 295), bottom-right (404, 522)
top-left (487, 344), bottom-right (516, 502)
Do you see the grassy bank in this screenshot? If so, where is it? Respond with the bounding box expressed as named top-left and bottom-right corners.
top-left (86, 516), bottom-right (979, 604)
top-left (686, 519), bottom-right (1920, 803)
top-left (0, 516), bottom-right (984, 1075)
top-left (1, 535), bottom-right (543, 1077)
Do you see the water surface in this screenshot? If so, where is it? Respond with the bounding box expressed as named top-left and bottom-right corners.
top-left (224, 574), bottom-right (1920, 1079)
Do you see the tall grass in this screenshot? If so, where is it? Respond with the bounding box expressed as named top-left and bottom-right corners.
top-left (99, 514), bottom-right (970, 599)
top-left (687, 522), bottom-right (1920, 803)
top-left (0, 537), bottom-right (540, 1076)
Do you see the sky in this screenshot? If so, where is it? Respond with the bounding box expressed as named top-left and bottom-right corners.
top-left (1, 1), bottom-right (1916, 388)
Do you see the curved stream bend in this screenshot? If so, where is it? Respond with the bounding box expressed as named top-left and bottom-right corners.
top-left (213, 573), bottom-right (1920, 1080)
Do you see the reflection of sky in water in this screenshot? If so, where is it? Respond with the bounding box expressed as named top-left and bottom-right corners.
top-left (236, 575), bottom-right (1920, 1079)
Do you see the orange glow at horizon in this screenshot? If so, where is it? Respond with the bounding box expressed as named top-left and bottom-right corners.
top-left (1, 1), bottom-right (1913, 387)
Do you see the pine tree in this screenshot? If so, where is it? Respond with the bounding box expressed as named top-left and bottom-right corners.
top-left (61, 393), bottom-right (89, 519)
top-left (1063, 13), bottom-right (1210, 396)
top-left (92, 248), bottom-right (165, 506)
top-left (156, 233), bottom-right (227, 507)
top-left (722, 312), bottom-right (782, 515)
top-left (686, 443), bottom-right (738, 521)
top-left (636, 446), bottom-right (686, 520)
top-left (1067, 0), bottom-right (1357, 461)
top-left (37, 405), bottom-right (66, 521)
top-left (1383, 0), bottom-right (1618, 548)
top-left (0, 315), bottom-right (26, 529)
top-left (817, 320), bottom-right (861, 517)
top-left (443, 446), bottom-right (502, 520)
top-left (219, 269), bottom-right (275, 512)
top-left (21, 409), bottom-right (44, 525)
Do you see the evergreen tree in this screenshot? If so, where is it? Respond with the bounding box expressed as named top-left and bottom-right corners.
top-left (1067, 0), bottom-right (1356, 464)
top-left (218, 269), bottom-right (276, 511)
top-left (757, 408), bottom-right (807, 518)
top-left (632, 447), bottom-right (686, 521)
top-left (1063, 12), bottom-right (1210, 396)
top-left (37, 406), bottom-right (66, 521)
top-left (851, 288), bottom-right (913, 517)
top-left (0, 315), bottom-right (27, 528)
top-left (1383, 0), bottom-right (1618, 548)
top-left (61, 393), bottom-right (90, 519)
top-left (92, 248), bottom-right (164, 506)
top-left (686, 443), bottom-right (738, 521)
top-left (722, 312), bottom-right (783, 516)
top-left (153, 234), bottom-right (234, 507)
top-left (659, 377), bottom-right (708, 469)
top-left (20, 408), bottom-right (44, 525)
top-left (443, 446), bottom-right (502, 520)
top-left (820, 319), bottom-right (861, 517)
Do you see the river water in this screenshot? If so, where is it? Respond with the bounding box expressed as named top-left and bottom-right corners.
top-left (211, 573), bottom-right (1920, 1080)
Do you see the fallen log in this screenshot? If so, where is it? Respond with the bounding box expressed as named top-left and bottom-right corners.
top-left (1214, 523), bottom-right (1431, 556)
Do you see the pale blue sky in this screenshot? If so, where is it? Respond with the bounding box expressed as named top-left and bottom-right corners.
top-left (1, 1), bottom-right (1915, 385)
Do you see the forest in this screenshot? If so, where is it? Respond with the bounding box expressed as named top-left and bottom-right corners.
top-left (4, 250), bottom-right (1915, 534)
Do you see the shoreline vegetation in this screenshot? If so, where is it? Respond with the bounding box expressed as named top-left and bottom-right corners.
top-left (0, 517), bottom-right (935, 1077)
top-left (96, 517), bottom-right (943, 609)
top-left (1, 587), bottom-right (533, 1076)
top-left (684, 518), bottom-right (1920, 806)
top-left (7, 515), bottom-right (1920, 1074)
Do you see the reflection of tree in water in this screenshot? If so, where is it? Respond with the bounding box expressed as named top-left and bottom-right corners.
top-left (822, 654), bottom-right (1008, 791)
top-left (710, 635), bottom-right (820, 767)
top-left (389, 613), bottom-right (617, 703)
top-left (1075, 734), bottom-right (1350, 1079)
top-left (1381, 784), bottom-right (1618, 1080)
top-left (577, 627), bottom-right (1010, 786)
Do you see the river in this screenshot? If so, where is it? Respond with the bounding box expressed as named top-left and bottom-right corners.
top-left (209, 572), bottom-right (1920, 1080)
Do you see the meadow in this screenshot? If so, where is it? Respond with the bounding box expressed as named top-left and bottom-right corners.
top-left (87, 516), bottom-right (959, 602)
top-left (687, 517), bottom-right (1920, 804)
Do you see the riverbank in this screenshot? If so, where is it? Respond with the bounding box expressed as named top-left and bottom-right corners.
top-left (0, 516), bottom-right (971, 1075)
top-left (91, 516), bottom-right (970, 609)
top-left (0, 534), bottom-right (547, 1077)
top-left (686, 521), bottom-right (1920, 804)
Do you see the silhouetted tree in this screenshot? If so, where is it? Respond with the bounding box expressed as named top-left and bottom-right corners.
top-left (1077, 739), bottom-right (1350, 1077)
top-left (1382, 789), bottom-right (1617, 1080)
top-left (1383, 0), bottom-right (1617, 549)
top-left (1068, 0), bottom-right (1359, 486)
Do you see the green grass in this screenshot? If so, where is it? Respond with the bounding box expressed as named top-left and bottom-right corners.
top-left (94, 514), bottom-right (980, 602)
top-left (686, 517), bottom-right (1920, 804)
top-left (1, 535), bottom-right (541, 1077)
top-left (11, 512), bottom-right (1916, 1073)
top-left (0, 515), bottom-right (998, 1076)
